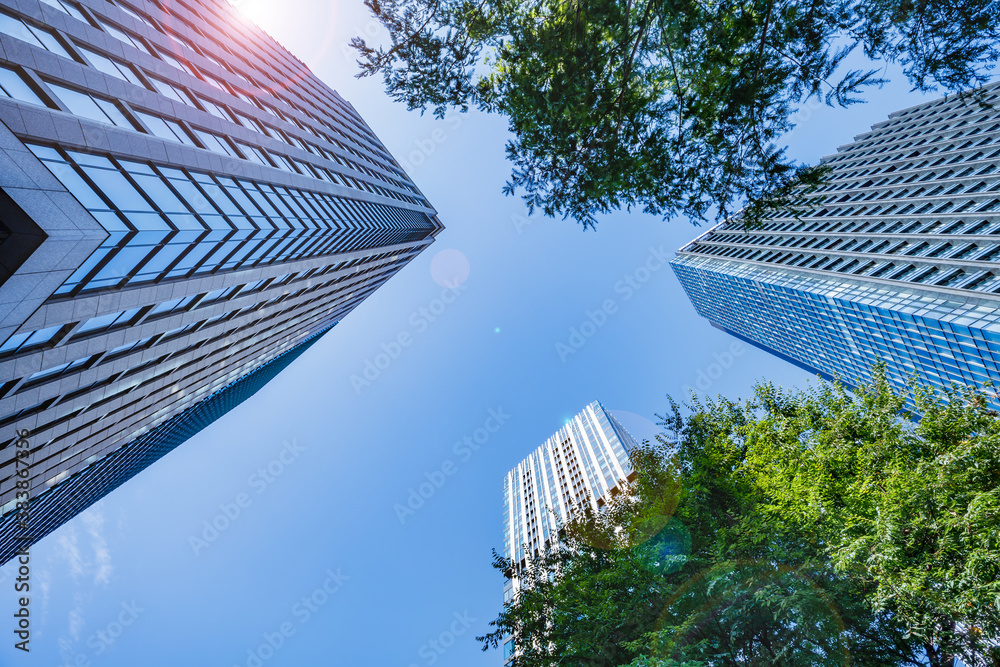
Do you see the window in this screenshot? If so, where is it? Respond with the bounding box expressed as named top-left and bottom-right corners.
top-left (0, 66), bottom-right (47, 106)
top-left (22, 354), bottom-right (97, 387)
top-left (98, 19), bottom-right (151, 54)
top-left (154, 47), bottom-right (195, 75)
top-left (75, 307), bottom-right (143, 335)
top-left (148, 295), bottom-right (197, 317)
top-left (195, 95), bottom-right (232, 122)
top-left (147, 76), bottom-right (195, 106)
top-left (192, 129), bottom-right (238, 157)
top-left (38, 0), bottom-right (88, 22)
top-left (197, 285), bottom-right (239, 306)
top-left (160, 321), bottom-right (198, 341)
top-left (79, 46), bottom-right (143, 86)
top-left (0, 325), bottom-right (64, 355)
top-left (136, 111), bottom-right (197, 146)
top-left (47, 83), bottom-right (135, 128)
top-left (236, 142), bottom-right (273, 167)
top-left (104, 336), bottom-right (153, 360)
top-left (272, 152), bottom-right (300, 174)
top-left (0, 11), bottom-right (73, 59)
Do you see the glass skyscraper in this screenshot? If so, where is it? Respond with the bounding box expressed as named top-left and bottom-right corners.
top-left (500, 401), bottom-right (639, 661)
top-left (672, 84), bottom-right (1000, 409)
top-left (0, 0), bottom-right (441, 562)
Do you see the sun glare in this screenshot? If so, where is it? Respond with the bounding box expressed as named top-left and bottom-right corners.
top-left (228, 0), bottom-right (276, 29)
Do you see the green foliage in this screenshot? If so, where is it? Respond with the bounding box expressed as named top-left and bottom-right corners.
top-left (353, 0), bottom-right (998, 228)
top-left (746, 370), bottom-right (1000, 666)
top-left (479, 370), bottom-right (1000, 667)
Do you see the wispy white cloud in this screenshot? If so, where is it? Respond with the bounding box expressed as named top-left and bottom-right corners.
top-left (48, 501), bottom-right (115, 657)
top-left (81, 507), bottom-right (113, 585)
top-left (68, 594), bottom-right (85, 641)
top-left (55, 527), bottom-right (83, 580)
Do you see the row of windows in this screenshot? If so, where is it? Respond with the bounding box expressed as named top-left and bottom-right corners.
top-left (0, 252), bottom-right (408, 386)
top-left (39, 0), bottom-right (390, 167)
top-left (0, 249), bottom-right (412, 444)
top-left (25, 145), bottom-right (432, 295)
top-left (0, 53), bottom-right (419, 203)
top-left (0, 261), bottom-right (397, 488)
top-left (687, 86), bottom-right (1000, 299)
top-left (108, 0), bottom-right (391, 159)
top-left (0, 0), bottom-right (421, 201)
top-left (96, 0), bottom-right (414, 186)
top-left (831, 115), bottom-right (1000, 172)
top-left (692, 240), bottom-right (1000, 293)
top-left (673, 260), bottom-right (1000, 414)
top-left (826, 88), bottom-right (1000, 163)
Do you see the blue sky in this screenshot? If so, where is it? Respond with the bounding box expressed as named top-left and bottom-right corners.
top-left (0, 3), bottom-right (944, 665)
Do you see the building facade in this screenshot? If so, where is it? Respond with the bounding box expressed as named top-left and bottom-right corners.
top-left (500, 401), bottom-right (639, 661)
top-left (0, 0), bottom-right (442, 562)
top-left (672, 84), bottom-right (1000, 409)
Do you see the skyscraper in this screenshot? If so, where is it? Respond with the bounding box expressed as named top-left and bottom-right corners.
top-left (672, 84), bottom-right (1000, 409)
top-left (0, 0), bottom-right (441, 562)
top-left (500, 401), bottom-right (639, 661)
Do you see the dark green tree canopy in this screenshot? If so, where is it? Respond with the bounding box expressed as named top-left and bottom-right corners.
top-left (353, 0), bottom-right (999, 228)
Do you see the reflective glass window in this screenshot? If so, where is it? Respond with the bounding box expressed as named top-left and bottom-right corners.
top-left (38, 0), bottom-right (88, 21)
top-left (47, 83), bottom-right (133, 128)
top-left (149, 294), bottom-right (197, 316)
top-left (76, 161), bottom-right (148, 212)
top-left (196, 96), bottom-right (231, 121)
top-left (126, 242), bottom-right (189, 283)
top-left (236, 142), bottom-right (270, 166)
top-left (147, 76), bottom-right (194, 106)
top-left (165, 241), bottom-right (216, 277)
top-left (79, 47), bottom-right (143, 86)
top-left (135, 111), bottom-right (197, 146)
top-left (241, 182), bottom-right (280, 218)
top-left (273, 153), bottom-right (299, 173)
top-left (0, 12), bottom-right (72, 59)
top-left (77, 307), bottom-right (141, 334)
top-left (192, 174), bottom-right (240, 216)
top-left (99, 20), bottom-right (151, 54)
top-left (154, 47), bottom-right (194, 75)
top-left (122, 164), bottom-right (190, 215)
top-left (0, 66), bottom-right (46, 106)
top-left (192, 129), bottom-right (237, 157)
top-left (86, 245), bottom-right (156, 288)
top-left (1, 327), bottom-right (47, 355)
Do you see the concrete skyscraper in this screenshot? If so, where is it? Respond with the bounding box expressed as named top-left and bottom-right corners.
top-left (672, 84), bottom-right (1000, 409)
top-left (500, 401), bottom-right (639, 661)
top-left (0, 0), bottom-right (441, 562)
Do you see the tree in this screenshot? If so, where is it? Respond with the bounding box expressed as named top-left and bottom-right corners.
top-left (478, 371), bottom-right (1000, 666)
top-left (353, 0), bottom-right (999, 228)
top-left (745, 371), bottom-right (1000, 667)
